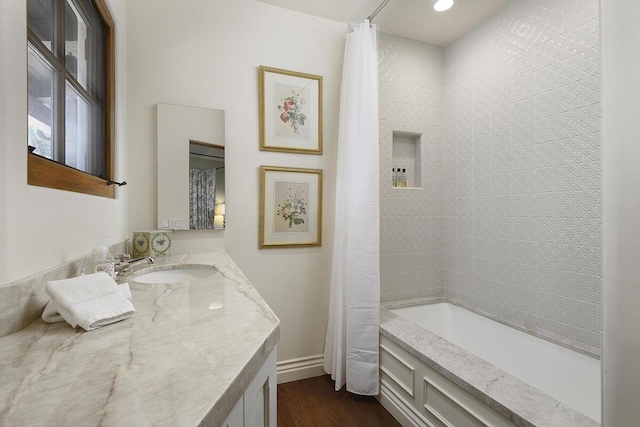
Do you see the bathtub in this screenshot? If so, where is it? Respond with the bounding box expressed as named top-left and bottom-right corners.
top-left (379, 301), bottom-right (600, 427)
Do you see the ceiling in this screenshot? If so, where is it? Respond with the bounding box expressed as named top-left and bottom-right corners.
top-left (256, 0), bottom-right (510, 46)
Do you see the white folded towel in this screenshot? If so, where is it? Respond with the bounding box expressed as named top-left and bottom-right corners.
top-left (41, 272), bottom-right (135, 331)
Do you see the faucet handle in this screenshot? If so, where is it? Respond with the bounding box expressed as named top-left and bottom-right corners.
top-left (114, 253), bottom-right (131, 262)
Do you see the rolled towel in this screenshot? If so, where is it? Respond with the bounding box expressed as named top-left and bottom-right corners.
top-left (42, 272), bottom-right (135, 331)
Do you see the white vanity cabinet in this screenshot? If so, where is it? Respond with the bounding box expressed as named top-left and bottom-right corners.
top-left (222, 348), bottom-right (277, 427)
top-left (0, 252), bottom-right (280, 427)
top-left (222, 398), bottom-right (244, 427)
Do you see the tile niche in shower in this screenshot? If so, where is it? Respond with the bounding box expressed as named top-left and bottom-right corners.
top-left (392, 131), bottom-right (423, 189)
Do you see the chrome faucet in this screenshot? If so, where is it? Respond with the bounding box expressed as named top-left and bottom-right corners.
top-left (113, 254), bottom-right (154, 280)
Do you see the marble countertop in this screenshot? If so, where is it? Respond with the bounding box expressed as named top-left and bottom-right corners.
top-left (0, 252), bottom-right (280, 426)
top-left (380, 308), bottom-right (599, 427)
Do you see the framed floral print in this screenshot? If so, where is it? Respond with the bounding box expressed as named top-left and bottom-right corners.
top-left (259, 166), bottom-right (322, 248)
top-left (259, 66), bottom-right (323, 154)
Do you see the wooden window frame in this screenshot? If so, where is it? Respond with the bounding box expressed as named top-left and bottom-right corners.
top-left (27, 0), bottom-right (116, 199)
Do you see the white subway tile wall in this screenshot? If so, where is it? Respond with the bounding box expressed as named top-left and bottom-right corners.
top-left (379, 33), bottom-right (445, 302)
top-left (379, 0), bottom-right (601, 352)
top-left (444, 0), bottom-right (600, 351)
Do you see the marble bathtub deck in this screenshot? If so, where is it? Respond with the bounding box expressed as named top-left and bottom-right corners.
top-left (0, 252), bottom-right (280, 426)
top-left (380, 307), bottom-right (599, 427)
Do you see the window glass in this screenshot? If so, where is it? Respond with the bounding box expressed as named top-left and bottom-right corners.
top-left (64, 1), bottom-right (86, 86)
top-left (28, 0), bottom-right (108, 180)
top-left (65, 82), bottom-right (94, 174)
top-left (27, 44), bottom-right (55, 160)
top-left (65, 0), bottom-right (104, 96)
top-left (27, 0), bottom-right (55, 52)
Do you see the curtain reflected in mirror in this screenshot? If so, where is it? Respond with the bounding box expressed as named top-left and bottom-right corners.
top-left (189, 168), bottom-right (216, 229)
top-left (189, 141), bottom-right (225, 229)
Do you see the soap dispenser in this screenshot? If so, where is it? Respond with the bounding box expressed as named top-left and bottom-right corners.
top-left (82, 241), bottom-right (115, 277)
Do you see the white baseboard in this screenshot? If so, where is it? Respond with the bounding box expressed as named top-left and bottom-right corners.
top-left (277, 354), bottom-right (325, 384)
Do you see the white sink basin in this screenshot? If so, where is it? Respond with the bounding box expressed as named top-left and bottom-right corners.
top-left (132, 265), bottom-right (217, 284)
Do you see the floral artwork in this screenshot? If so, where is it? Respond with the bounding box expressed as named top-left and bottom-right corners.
top-left (260, 166), bottom-right (322, 248)
top-left (259, 66), bottom-right (322, 154)
top-left (275, 84), bottom-right (310, 138)
top-left (274, 182), bottom-right (309, 232)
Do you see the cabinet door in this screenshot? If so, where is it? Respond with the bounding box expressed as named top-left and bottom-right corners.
top-left (244, 348), bottom-right (277, 427)
top-left (222, 396), bottom-right (244, 427)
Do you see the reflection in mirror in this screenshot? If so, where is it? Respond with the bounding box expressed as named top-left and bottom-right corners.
top-left (189, 141), bottom-right (225, 229)
top-left (157, 103), bottom-right (225, 230)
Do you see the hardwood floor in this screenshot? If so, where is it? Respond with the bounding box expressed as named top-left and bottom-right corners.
top-left (277, 375), bottom-right (401, 427)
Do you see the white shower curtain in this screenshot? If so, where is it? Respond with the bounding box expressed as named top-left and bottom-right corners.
top-left (324, 20), bottom-right (380, 395)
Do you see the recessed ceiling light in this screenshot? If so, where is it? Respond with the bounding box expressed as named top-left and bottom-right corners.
top-left (433, 0), bottom-right (456, 12)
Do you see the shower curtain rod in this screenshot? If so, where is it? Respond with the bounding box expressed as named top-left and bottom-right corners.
top-left (367, 0), bottom-right (390, 23)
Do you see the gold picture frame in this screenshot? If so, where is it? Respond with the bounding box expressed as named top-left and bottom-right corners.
top-left (259, 66), bottom-right (323, 154)
top-left (259, 166), bottom-right (323, 248)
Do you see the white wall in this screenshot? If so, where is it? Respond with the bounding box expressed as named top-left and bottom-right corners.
top-left (601, 0), bottom-right (640, 423)
top-left (0, 0), bottom-right (128, 286)
top-left (125, 0), bottom-right (346, 369)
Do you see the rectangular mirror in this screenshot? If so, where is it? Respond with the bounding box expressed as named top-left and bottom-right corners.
top-left (157, 103), bottom-right (225, 230)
